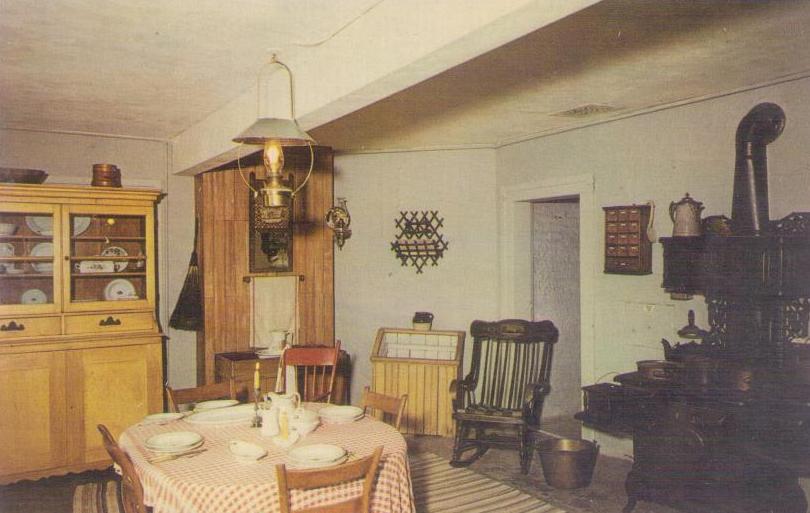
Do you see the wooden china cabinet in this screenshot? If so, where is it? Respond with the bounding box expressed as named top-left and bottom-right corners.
top-left (0, 183), bottom-right (163, 484)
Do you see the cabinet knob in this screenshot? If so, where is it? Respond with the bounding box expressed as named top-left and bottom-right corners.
top-left (99, 316), bottom-right (122, 327)
top-left (0, 321), bottom-right (25, 331)
top-left (64, 256), bottom-right (70, 261)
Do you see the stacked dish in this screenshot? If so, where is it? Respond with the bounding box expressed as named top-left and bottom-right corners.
top-left (287, 444), bottom-right (348, 469)
top-left (145, 431), bottom-right (203, 454)
top-left (318, 405), bottom-right (364, 424)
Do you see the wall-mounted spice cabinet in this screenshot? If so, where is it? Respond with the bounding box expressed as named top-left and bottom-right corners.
top-left (603, 204), bottom-right (652, 275)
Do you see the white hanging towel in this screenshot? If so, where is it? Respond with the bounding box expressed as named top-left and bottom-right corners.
top-left (251, 276), bottom-right (298, 354)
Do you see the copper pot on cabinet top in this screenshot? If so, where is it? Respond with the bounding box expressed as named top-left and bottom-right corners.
top-left (92, 163), bottom-right (121, 187)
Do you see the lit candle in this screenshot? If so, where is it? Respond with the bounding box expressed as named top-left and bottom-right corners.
top-left (253, 362), bottom-right (261, 390)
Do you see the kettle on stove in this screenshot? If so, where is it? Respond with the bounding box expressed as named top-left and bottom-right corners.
top-left (669, 193), bottom-right (704, 236)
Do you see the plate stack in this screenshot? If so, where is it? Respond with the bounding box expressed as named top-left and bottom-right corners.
top-left (318, 405), bottom-right (364, 424)
top-left (287, 444), bottom-right (348, 469)
top-left (145, 431), bottom-right (203, 454)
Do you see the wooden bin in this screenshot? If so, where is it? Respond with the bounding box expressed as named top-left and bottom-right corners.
top-left (371, 328), bottom-right (465, 436)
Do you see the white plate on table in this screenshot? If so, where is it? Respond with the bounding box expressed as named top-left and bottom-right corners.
top-left (100, 246), bottom-right (128, 272)
top-left (186, 404), bottom-right (254, 425)
top-left (145, 431), bottom-right (203, 454)
top-left (30, 242), bottom-right (53, 273)
top-left (25, 216), bottom-right (91, 236)
top-left (287, 444), bottom-right (348, 469)
top-left (229, 440), bottom-right (267, 463)
top-left (104, 278), bottom-right (136, 300)
top-left (194, 399), bottom-right (239, 411)
top-left (319, 405), bottom-right (364, 424)
top-left (141, 412), bottom-right (185, 425)
top-left (21, 288), bottom-right (47, 304)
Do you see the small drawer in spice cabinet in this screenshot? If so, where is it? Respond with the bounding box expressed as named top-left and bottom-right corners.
top-left (603, 204), bottom-right (652, 275)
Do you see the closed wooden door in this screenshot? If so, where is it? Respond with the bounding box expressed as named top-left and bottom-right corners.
top-left (65, 341), bottom-right (162, 464)
top-left (0, 351), bottom-right (67, 477)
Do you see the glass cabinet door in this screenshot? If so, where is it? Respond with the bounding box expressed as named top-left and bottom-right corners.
top-left (63, 205), bottom-right (154, 312)
top-left (0, 203), bottom-right (61, 313)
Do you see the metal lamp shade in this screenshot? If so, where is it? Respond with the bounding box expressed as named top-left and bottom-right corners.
top-left (232, 118), bottom-right (315, 146)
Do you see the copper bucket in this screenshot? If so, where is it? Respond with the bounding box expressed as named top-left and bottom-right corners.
top-left (537, 438), bottom-right (598, 489)
top-left (92, 164), bottom-right (121, 187)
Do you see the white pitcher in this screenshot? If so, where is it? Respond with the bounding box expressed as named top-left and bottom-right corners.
top-left (267, 391), bottom-right (300, 416)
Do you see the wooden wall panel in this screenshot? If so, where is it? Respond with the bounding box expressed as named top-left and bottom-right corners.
top-left (197, 147), bottom-right (334, 384)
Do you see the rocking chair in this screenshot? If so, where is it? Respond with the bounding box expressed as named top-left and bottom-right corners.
top-left (450, 319), bottom-right (558, 473)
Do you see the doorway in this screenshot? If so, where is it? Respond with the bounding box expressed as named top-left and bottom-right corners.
top-left (531, 197), bottom-right (580, 420)
top-left (498, 174), bottom-right (596, 437)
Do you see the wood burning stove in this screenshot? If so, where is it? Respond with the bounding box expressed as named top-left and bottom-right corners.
top-left (579, 103), bottom-right (810, 513)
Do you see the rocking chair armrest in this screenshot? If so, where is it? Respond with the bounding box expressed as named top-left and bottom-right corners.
top-left (522, 381), bottom-right (551, 422)
top-left (450, 378), bottom-right (475, 411)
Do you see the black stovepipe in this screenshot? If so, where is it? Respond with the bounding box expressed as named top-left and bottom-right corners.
top-left (731, 102), bottom-right (786, 235)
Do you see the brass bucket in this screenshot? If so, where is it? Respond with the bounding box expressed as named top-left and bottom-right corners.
top-left (537, 438), bottom-right (598, 489)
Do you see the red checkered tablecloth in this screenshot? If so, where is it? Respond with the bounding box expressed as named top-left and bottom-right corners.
top-left (119, 404), bottom-right (415, 513)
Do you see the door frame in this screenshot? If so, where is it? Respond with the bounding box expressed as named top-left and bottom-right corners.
top-left (498, 174), bottom-right (596, 388)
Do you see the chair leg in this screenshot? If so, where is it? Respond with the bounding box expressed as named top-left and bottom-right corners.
top-left (450, 423), bottom-right (488, 467)
top-left (519, 425), bottom-right (532, 474)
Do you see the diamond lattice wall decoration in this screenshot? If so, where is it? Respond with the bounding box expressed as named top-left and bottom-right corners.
top-left (390, 210), bottom-right (449, 273)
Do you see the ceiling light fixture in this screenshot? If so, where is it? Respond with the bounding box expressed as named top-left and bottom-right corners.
top-left (233, 55), bottom-right (315, 222)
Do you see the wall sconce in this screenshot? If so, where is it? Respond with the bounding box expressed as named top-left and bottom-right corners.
top-left (234, 55), bottom-right (315, 267)
top-left (326, 197), bottom-right (352, 250)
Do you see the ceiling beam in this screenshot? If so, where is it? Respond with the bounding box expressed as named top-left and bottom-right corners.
top-left (171, 0), bottom-right (601, 175)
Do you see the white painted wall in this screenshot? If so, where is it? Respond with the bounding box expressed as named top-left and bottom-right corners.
top-left (333, 148), bottom-right (498, 401)
top-left (497, 77), bottom-right (810, 455)
top-left (0, 128), bottom-right (198, 388)
top-left (532, 201), bottom-right (580, 419)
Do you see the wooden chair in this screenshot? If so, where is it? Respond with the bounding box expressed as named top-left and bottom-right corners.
top-left (165, 381), bottom-right (237, 412)
top-left (450, 319), bottom-right (558, 474)
top-left (275, 446), bottom-right (383, 513)
top-left (280, 341), bottom-right (341, 402)
top-left (97, 424), bottom-right (149, 513)
top-left (361, 386), bottom-right (407, 430)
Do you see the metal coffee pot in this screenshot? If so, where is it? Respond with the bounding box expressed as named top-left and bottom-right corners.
top-left (670, 193), bottom-right (704, 236)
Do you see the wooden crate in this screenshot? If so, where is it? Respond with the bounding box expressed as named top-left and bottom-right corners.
top-left (370, 328), bottom-right (465, 436)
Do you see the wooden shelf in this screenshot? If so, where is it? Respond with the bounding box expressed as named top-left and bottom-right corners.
top-left (0, 256), bottom-right (52, 262)
top-left (71, 236), bottom-right (146, 242)
top-left (0, 235), bottom-right (52, 242)
top-left (70, 256), bottom-right (145, 261)
top-left (0, 273), bottom-right (52, 279)
top-left (70, 272), bottom-right (146, 278)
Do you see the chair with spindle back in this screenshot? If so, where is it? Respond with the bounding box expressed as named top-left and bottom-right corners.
top-left (361, 386), bottom-right (407, 430)
top-left (165, 381), bottom-right (237, 412)
top-left (275, 446), bottom-right (383, 513)
top-left (97, 424), bottom-right (150, 513)
top-left (280, 341), bottom-right (341, 403)
top-left (450, 319), bottom-right (558, 473)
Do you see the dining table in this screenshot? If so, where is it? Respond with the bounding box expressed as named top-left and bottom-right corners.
top-left (118, 403), bottom-right (415, 513)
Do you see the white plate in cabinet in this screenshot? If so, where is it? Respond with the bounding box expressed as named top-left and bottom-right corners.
top-left (64, 312), bottom-right (155, 335)
top-left (0, 316), bottom-right (61, 340)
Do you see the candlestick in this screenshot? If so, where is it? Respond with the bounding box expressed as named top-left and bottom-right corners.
top-left (251, 386), bottom-right (262, 428)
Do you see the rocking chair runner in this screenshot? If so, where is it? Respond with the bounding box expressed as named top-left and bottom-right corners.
top-left (450, 319), bottom-right (558, 474)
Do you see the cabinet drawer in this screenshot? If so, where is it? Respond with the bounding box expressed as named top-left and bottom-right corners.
top-left (64, 312), bottom-right (155, 334)
top-left (605, 257), bottom-right (641, 273)
top-left (0, 316), bottom-right (61, 339)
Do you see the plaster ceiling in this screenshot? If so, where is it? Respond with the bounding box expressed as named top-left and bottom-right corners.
top-left (312, 0), bottom-right (810, 152)
top-left (0, 0), bottom-right (382, 139)
top-left (2, 0), bottom-right (809, 153)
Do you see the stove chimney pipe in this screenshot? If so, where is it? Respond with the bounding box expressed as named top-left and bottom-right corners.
top-left (731, 103), bottom-right (785, 235)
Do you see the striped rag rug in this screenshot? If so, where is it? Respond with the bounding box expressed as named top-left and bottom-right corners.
top-left (410, 452), bottom-right (567, 513)
top-left (72, 478), bottom-right (123, 513)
